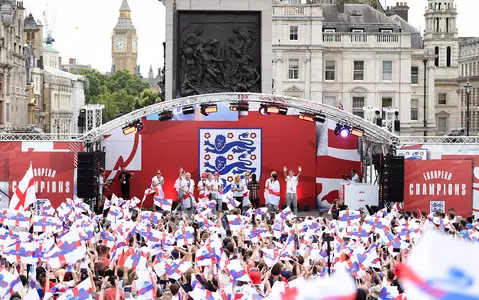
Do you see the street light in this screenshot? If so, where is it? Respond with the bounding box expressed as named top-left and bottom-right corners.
top-left (465, 80), bottom-right (472, 136)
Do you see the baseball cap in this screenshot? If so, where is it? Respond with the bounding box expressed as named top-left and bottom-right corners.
top-left (214, 172), bottom-right (220, 176)
top-left (202, 172), bottom-right (207, 178)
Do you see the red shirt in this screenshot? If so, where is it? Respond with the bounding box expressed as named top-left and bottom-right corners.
top-left (96, 288), bottom-right (125, 300)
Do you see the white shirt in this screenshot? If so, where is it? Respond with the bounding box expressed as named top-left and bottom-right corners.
top-left (232, 182), bottom-right (244, 198)
top-left (268, 180), bottom-right (280, 205)
top-left (210, 178), bottom-right (223, 197)
top-left (351, 174), bottom-right (359, 183)
top-left (286, 175), bottom-right (298, 194)
top-left (198, 179), bottom-right (211, 194)
top-left (151, 175), bottom-right (164, 189)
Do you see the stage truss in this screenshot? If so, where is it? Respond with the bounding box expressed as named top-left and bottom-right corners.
top-left (1, 93), bottom-right (478, 145)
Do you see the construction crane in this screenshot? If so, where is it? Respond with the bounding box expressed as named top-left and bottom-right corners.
top-left (42, 2), bottom-right (59, 45)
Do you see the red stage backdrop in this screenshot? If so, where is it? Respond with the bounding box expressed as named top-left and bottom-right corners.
top-left (404, 160), bottom-right (473, 217)
top-left (105, 112), bottom-right (318, 208)
top-left (0, 141), bottom-right (81, 208)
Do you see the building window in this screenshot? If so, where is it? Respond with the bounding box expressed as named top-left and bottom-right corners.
top-left (31, 32), bottom-right (35, 40)
top-left (446, 18), bottom-right (449, 33)
top-left (323, 96), bottom-right (336, 107)
top-left (353, 61), bottom-right (364, 80)
top-left (381, 29), bottom-right (393, 33)
top-left (26, 32), bottom-right (30, 40)
top-left (352, 97), bottom-right (365, 118)
top-left (288, 59), bottom-right (299, 80)
top-left (324, 28), bottom-right (336, 33)
top-left (435, 17), bottom-right (440, 33)
top-left (411, 99), bottom-right (419, 121)
top-left (411, 66), bottom-right (419, 84)
top-left (289, 26), bottom-right (298, 41)
top-left (352, 29), bottom-right (364, 33)
top-left (437, 116), bottom-right (448, 133)
top-left (435, 47), bottom-right (439, 67)
top-left (5, 103), bottom-right (9, 122)
top-left (446, 46), bottom-right (452, 67)
top-left (438, 93), bottom-right (447, 105)
top-left (382, 97), bottom-right (393, 119)
top-left (382, 61), bottom-right (392, 81)
top-left (325, 60), bottom-right (335, 81)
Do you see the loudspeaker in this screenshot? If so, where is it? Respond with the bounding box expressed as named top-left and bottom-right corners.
top-left (77, 152), bottom-right (98, 199)
top-left (97, 151), bottom-right (106, 169)
top-left (376, 118), bottom-right (383, 127)
top-left (78, 109), bottom-right (86, 128)
top-left (303, 204), bottom-right (310, 212)
top-left (394, 120), bottom-right (401, 132)
top-left (382, 156), bottom-right (404, 203)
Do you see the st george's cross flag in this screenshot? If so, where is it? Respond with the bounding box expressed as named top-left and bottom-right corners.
top-left (395, 230), bottom-right (479, 300)
top-left (9, 165), bottom-right (36, 211)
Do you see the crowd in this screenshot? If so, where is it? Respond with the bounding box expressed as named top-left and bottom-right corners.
top-left (0, 166), bottom-right (478, 300)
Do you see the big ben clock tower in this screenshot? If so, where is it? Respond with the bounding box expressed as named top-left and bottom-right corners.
top-left (112, 0), bottom-right (138, 74)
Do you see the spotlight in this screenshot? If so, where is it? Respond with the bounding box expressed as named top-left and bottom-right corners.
top-left (340, 125), bottom-right (351, 137)
top-left (229, 102), bottom-right (249, 111)
top-left (182, 106), bottom-right (195, 115)
top-left (334, 124), bottom-right (343, 136)
top-left (299, 112), bottom-right (326, 123)
top-left (351, 127), bottom-right (364, 137)
top-left (259, 104), bottom-right (269, 116)
top-left (200, 104), bottom-right (218, 116)
top-left (279, 107), bottom-right (288, 115)
top-left (159, 110), bottom-right (173, 121)
top-left (266, 106), bottom-right (280, 114)
top-left (122, 125), bottom-right (137, 135)
top-left (122, 120), bottom-right (143, 135)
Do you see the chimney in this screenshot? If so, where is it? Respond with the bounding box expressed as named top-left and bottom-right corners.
top-left (337, 0), bottom-right (344, 14)
top-left (385, 1), bottom-right (409, 21)
top-left (69, 58), bottom-right (77, 65)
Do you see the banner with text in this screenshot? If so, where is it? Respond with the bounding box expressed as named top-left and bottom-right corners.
top-left (404, 160), bottom-right (473, 217)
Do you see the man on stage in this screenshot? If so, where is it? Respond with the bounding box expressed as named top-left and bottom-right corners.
top-left (181, 172), bottom-right (195, 217)
top-left (117, 166), bottom-right (133, 200)
top-left (284, 166), bottom-right (301, 215)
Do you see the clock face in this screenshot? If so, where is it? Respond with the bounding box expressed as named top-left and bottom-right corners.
top-left (132, 40), bottom-right (137, 51)
top-left (115, 39), bottom-right (126, 51)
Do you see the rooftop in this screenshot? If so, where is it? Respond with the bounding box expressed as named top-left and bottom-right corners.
top-left (323, 4), bottom-right (397, 24)
top-left (120, 0), bottom-right (130, 11)
top-left (44, 66), bottom-right (85, 81)
top-left (24, 13), bottom-right (39, 30)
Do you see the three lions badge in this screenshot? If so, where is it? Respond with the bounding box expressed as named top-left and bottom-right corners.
top-left (199, 129), bottom-right (262, 184)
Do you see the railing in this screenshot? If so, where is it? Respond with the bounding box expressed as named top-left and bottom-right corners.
top-left (399, 136), bottom-right (479, 145)
top-left (322, 33), bottom-right (410, 48)
top-left (0, 133), bottom-right (82, 141)
top-left (272, 4), bottom-right (321, 17)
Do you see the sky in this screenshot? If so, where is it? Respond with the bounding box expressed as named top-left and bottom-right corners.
top-left (21, 0), bottom-right (479, 78)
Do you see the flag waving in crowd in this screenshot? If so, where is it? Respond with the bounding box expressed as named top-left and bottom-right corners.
top-left (9, 165), bottom-right (36, 212)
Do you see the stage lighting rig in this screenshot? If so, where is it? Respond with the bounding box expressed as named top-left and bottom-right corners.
top-left (159, 110), bottom-right (174, 121)
top-left (200, 104), bottom-right (218, 116)
top-left (122, 120), bottom-right (143, 135)
top-left (229, 102), bottom-right (249, 112)
top-left (182, 105), bottom-right (195, 115)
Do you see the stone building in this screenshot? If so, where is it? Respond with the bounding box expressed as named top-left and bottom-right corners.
top-left (61, 58), bottom-right (91, 74)
top-left (271, 0), bottom-right (462, 135)
top-left (458, 38), bottom-right (479, 134)
top-left (43, 66), bottom-right (86, 134)
top-left (0, 0), bottom-right (28, 129)
top-left (112, 0), bottom-right (138, 74)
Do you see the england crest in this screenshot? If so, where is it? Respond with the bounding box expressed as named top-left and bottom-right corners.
top-left (199, 129), bottom-right (262, 184)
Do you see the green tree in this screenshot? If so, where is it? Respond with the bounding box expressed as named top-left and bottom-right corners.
top-left (74, 69), bottom-right (156, 122)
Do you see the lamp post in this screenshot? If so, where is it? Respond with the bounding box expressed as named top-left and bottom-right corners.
top-left (465, 80), bottom-right (472, 136)
top-left (423, 51), bottom-right (436, 137)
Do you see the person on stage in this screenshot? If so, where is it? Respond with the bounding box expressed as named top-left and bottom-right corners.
top-left (242, 172), bottom-right (251, 212)
top-left (284, 166), bottom-right (301, 215)
top-left (264, 173), bottom-right (272, 211)
top-left (117, 166), bottom-right (133, 200)
top-left (151, 170), bottom-right (164, 189)
top-left (181, 172), bottom-right (195, 216)
top-left (174, 168), bottom-right (186, 211)
top-left (350, 168), bottom-right (359, 183)
top-left (247, 174), bottom-right (260, 209)
top-left (197, 172), bottom-right (211, 201)
top-left (231, 175), bottom-right (245, 213)
top-left (211, 172), bottom-right (223, 213)
top-left (268, 171), bottom-right (280, 213)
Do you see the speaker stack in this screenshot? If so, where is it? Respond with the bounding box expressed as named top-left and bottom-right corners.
top-left (381, 155), bottom-right (405, 203)
top-left (77, 152), bottom-right (99, 199)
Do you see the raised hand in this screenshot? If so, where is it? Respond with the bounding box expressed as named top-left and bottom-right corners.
top-left (298, 166), bottom-right (302, 172)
